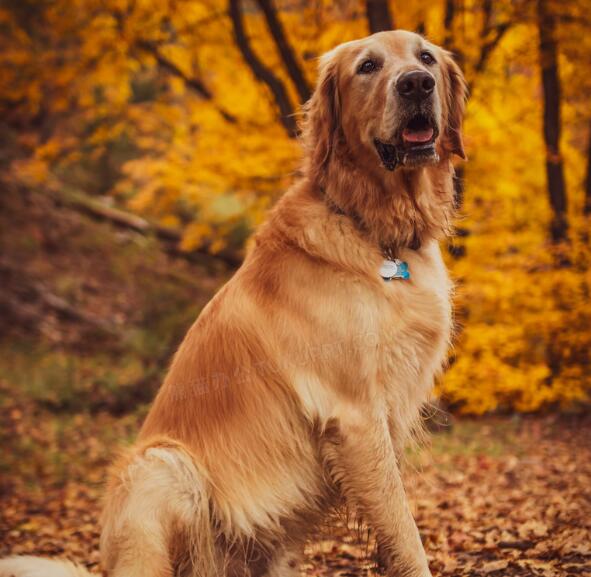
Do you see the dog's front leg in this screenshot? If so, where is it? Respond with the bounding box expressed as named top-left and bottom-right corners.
top-left (326, 404), bottom-right (431, 577)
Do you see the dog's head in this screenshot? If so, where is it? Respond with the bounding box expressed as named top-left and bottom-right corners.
top-left (303, 30), bottom-right (467, 180)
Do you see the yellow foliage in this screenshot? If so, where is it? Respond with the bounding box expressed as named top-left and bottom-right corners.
top-left (12, 158), bottom-right (50, 186)
top-left (1, 0), bottom-right (590, 413)
top-left (181, 222), bottom-right (213, 251)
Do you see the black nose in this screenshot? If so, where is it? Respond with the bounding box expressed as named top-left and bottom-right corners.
top-left (396, 71), bottom-right (435, 101)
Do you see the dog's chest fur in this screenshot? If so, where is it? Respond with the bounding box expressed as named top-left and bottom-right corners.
top-left (291, 240), bottom-right (451, 429)
top-left (375, 242), bottom-right (452, 442)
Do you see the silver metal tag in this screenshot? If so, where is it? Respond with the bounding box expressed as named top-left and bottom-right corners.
top-left (379, 259), bottom-right (399, 279)
top-left (379, 259), bottom-right (410, 281)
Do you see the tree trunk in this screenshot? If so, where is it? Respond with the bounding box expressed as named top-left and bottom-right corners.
top-left (228, 0), bottom-right (298, 138)
top-left (442, 0), bottom-right (468, 260)
top-left (255, 0), bottom-right (311, 104)
top-left (441, 0), bottom-right (467, 208)
top-left (453, 165), bottom-right (465, 209)
top-left (537, 0), bottom-right (568, 243)
top-left (585, 119), bottom-right (591, 216)
top-left (443, 0), bottom-right (456, 50)
top-left (366, 0), bottom-right (394, 33)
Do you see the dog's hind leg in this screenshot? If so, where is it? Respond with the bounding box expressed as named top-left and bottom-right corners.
top-left (101, 443), bottom-right (219, 577)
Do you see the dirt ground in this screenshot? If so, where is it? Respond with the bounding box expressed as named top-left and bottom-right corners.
top-left (1, 411), bottom-right (590, 577)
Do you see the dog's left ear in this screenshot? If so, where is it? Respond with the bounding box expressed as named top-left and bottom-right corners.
top-left (442, 52), bottom-right (468, 160)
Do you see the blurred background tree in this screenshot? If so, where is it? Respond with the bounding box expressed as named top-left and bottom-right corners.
top-left (0, 0), bottom-right (590, 414)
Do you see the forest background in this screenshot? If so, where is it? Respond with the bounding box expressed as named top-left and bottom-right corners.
top-left (1, 0), bottom-right (591, 448)
top-left (1, 2), bottom-right (591, 574)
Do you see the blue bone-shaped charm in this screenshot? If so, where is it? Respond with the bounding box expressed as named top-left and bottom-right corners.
top-left (379, 259), bottom-right (410, 281)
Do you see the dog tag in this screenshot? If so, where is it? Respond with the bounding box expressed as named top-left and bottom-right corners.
top-left (379, 259), bottom-right (410, 281)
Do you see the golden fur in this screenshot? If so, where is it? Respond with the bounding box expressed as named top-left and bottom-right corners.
top-left (0, 30), bottom-right (466, 577)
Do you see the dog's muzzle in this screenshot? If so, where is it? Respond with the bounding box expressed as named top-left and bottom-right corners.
top-left (375, 113), bottom-right (439, 170)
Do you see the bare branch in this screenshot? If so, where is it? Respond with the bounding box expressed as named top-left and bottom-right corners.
top-left (444, 0), bottom-right (512, 82)
top-left (110, 5), bottom-right (235, 122)
top-left (138, 40), bottom-right (212, 99)
top-left (474, 21), bottom-right (511, 74)
top-left (52, 188), bottom-right (243, 268)
top-left (136, 40), bottom-right (237, 124)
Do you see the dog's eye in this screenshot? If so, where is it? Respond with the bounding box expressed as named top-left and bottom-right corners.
top-left (420, 51), bottom-right (436, 65)
top-left (357, 59), bottom-right (378, 74)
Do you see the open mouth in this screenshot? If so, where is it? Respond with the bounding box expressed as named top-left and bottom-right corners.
top-left (374, 114), bottom-right (439, 171)
top-left (401, 114), bottom-right (436, 148)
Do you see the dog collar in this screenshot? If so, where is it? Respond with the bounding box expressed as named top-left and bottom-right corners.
top-left (379, 258), bottom-right (410, 281)
top-left (319, 187), bottom-right (418, 281)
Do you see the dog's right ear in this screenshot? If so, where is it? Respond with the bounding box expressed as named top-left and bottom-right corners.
top-left (302, 51), bottom-right (341, 185)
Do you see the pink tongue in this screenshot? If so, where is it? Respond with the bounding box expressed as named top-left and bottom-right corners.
top-left (402, 127), bottom-right (434, 143)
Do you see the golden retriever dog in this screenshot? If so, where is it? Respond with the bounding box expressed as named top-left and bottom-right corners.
top-left (0, 30), bottom-right (466, 577)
